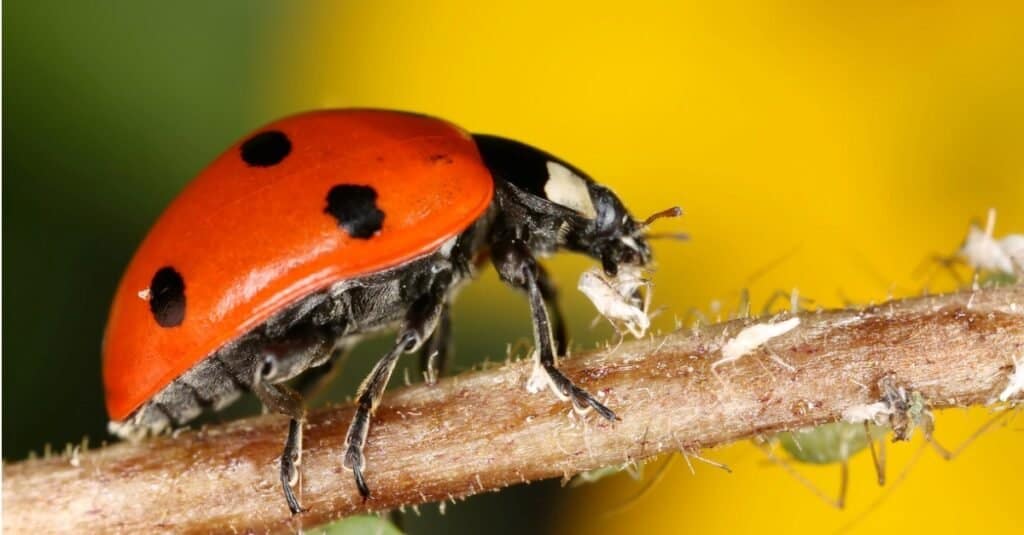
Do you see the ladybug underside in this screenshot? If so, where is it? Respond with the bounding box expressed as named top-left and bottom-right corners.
top-left (113, 226), bottom-right (484, 437)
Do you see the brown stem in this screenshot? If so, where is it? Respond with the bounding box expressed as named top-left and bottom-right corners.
top-left (3, 286), bottom-right (1022, 534)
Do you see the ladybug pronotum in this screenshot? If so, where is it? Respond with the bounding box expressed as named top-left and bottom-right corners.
top-left (103, 109), bottom-right (680, 513)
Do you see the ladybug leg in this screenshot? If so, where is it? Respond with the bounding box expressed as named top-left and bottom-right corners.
top-left (343, 276), bottom-right (450, 499)
top-left (252, 381), bottom-right (307, 514)
top-left (492, 239), bottom-right (615, 421)
top-left (535, 263), bottom-right (568, 355)
top-left (419, 302), bottom-right (452, 385)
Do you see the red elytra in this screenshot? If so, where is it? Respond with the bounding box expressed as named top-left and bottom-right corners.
top-left (102, 110), bottom-right (494, 421)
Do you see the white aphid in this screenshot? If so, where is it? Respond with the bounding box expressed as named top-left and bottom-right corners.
top-left (715, 316), bottom-right (800, 369)
top-left (959, 208), bottom-right (1024, 275)
top-left (526, 355), bottom-right (565, 400)
top-left (578, 266), bottom-right (651, 339)
top-left (841, 401), bottom-right (893, 425)
top-left (997, 356), bottom-right (1024, 403)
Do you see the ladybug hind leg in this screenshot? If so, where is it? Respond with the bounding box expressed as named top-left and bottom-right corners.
top-left (343, 271), bottom-right (452, 499)
top-left (491, 237), bottom-right (615, 421)
top-left (252, 380), bottom-right (307, 515)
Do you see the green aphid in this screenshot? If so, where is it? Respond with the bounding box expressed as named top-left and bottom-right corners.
top-left (764, 377), bottom-right (1007, 510)
top-left (776, 422), bottom-right (889, 466)
top-left (568, 462), bottom-right (642, 488)
top-left (761, 420), bottom-right (888, 510)
top-left (318, 515), bottom-right (403, 535)
top-left (979, 270), bottom-right (1019, 287)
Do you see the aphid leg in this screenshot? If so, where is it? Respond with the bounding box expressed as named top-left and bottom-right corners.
top-left (420, 302), bottom-right (452, 385)
top-left (865, 421), bottom-right (887, 485)
top-left (760, 288), bottom-right (810, 316)
top-left (343, 275), bottom-right (449, 499)
top-left (924, 409), bottom-right (1012, 461)
top-left (604, 454), bottom-right (678, 516)
top-left (836, 461), bottom-right (850, 509)
top-left (682, 449), bottom-right (732, 474)
top-left (735, 288), bottom-right (751, 319)
top-left (492, 238), bottom-right (614, 420)
top-left (535, 263), bottom-right (569, 356)
top-left (252, 381), bottom-right (307, 515)
top-left (756, 439), bottom-right (848, 509)
top-left (914, 253), bottom-right (965, 289)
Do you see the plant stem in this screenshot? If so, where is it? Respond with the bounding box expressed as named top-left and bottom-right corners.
top-left (3, 286), bottom-right (1022, 534)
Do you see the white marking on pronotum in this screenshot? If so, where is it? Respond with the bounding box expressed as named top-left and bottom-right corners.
top-left (714, 316), bottom-right (800, 370)
top-left (544, 161), bottom-right (597, 218)
top-left (438, 235), bottom-right (459, 257)
top-left (996, 356), bottom-right (1024, 403)
top-left (578, 266), bottom-right (651, 339)
top-left (137, 288), bottom-right (151, 300)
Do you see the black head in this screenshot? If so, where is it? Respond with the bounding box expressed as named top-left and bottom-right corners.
top-left (473, 134), bottom-right (682, 276)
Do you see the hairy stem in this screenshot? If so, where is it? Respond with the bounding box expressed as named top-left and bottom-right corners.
top-left (4, 286), bottom-right (1023, 534)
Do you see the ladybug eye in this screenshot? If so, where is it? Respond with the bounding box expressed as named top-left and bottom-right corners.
top-left (260, 355), bottom-right (277, 380)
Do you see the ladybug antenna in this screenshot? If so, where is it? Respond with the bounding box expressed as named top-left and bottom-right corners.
top-left (645, 231), bottom-right (690, 242)
top-left (641, 206), bottom-right (683, 227)
top-left (634, 206), bottom-right (687, 241)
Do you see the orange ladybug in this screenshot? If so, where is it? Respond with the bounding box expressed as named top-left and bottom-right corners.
top-left (103, 109), bottom-right (679, 514)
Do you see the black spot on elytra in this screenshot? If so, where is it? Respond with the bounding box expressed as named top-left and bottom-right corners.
top-left (240, 130), bottom-right (291, 167)
top-left (324, 185), bottom-right (385, 239)
top-left (428, 153), bottom-right (454, 164)
top-left (150, 267), bottom-right (185, 327)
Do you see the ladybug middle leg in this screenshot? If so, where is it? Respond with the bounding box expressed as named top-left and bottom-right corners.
top-left (492, 237), bottom-right (615, 420)
top-left (343, 273), bottom-right (451, 498)
top-left (419, 301), bottom-right (452, 385)
top-left (254, 325), bottom-right (338, 514)
top-left (252, 381), bottom-right (307, 514)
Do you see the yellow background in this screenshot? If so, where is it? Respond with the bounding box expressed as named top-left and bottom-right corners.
top-left (268, 2), bottom-right (1024, 533)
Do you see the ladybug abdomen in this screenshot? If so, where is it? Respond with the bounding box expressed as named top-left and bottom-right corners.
top-left (113, 231), bottom-right (484, 436)
top-left (103, 110), bottom-right (494, 423)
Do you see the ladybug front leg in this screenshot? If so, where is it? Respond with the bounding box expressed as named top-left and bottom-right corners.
top-left (343, 273), bottom-right (451, 499)
top-left (535, 263), bottom-right (568, 356)
top-left (252, 381), bottom-right (307, 514)
top-left (492, 238), bottom-right (615, 420)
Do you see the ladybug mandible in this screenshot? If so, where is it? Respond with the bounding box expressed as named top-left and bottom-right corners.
top-left (103, 109), bottom-right (680, 514)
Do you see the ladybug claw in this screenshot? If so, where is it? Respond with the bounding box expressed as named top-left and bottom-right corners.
top-left (353, 465), bottom-right (371, 500)
top-left (344, 444), bottom-right (372, 499)
top-left (282, 480), bottom-right (306, 515)
top-left (570, 386), bottom-right (616, 421)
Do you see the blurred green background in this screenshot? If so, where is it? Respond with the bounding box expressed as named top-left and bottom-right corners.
top-left (4, 2), bottom-right (1023, 534)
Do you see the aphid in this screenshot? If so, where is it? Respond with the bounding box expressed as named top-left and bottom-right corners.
top-left (762, 375), bottom-right (1008, 510)
top-left (102, 109), bottom-right (681, 513)
top-left (578, 265), bottom-right (653, 339)
top-left (567, 461), bottom-right (644, 488)
top-left (996, 355), bottom-right (1023, 404)
top-left (959, 208), bottom-right (1023, 277)
top-left (713, 316), bottom-right (800, 372)
top-left (760, 421), bottom-right (889, 509)
top-left (924, 208), bottom-right (1023, 287)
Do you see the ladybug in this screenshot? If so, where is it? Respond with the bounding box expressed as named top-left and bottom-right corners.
top-left (103, 109), bottom-right (680, 514)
